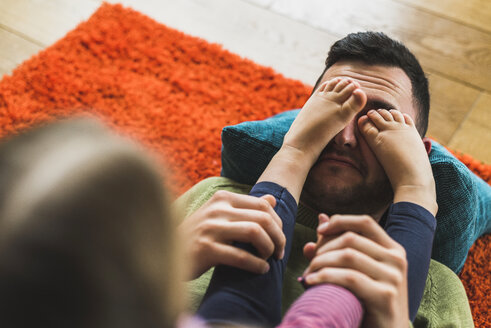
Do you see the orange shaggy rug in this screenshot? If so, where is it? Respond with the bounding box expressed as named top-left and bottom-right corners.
top-left (0, 3), bottom-right (488, 326)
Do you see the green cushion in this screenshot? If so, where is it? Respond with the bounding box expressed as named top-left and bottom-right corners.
top-left (220, 109), bottom-right (491, 273)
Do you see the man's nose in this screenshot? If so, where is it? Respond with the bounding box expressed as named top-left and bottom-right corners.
top-left (333, 118), bottom-right (358, 148)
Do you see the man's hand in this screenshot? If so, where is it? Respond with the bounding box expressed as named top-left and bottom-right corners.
top-left (302, 214), bottom-right (409, 328)
top-left (179, 190), bottom-right (286, 280)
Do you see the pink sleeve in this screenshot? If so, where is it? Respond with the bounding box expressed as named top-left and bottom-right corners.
top-left (176, 314), bottom-right (210, 328)
top-left (278, 284), bottom-right (364, 328)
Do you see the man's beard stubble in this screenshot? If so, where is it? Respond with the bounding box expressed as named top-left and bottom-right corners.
top-left (301, 167), bottom-right (393, 218)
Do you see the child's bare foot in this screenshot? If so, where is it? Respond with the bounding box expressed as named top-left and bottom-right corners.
top-left (358, 109), bottom-right (437, 215)
top-left (283, 78), bottom-right (367, 164)
top-left (258, 79), bottom-right (366, 202)
top-left (306, 78), bottom-right (367, 121)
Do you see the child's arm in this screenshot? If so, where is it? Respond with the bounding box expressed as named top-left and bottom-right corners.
top-left (279, 284), bottom-right (364, 328)
top-left (384, 201), bottom-right (436, 320)
top-left (358, 109), bottom-right (438, 320)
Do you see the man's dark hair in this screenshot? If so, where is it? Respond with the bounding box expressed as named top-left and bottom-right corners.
top-left (313, 32), bottom-right (430, 136)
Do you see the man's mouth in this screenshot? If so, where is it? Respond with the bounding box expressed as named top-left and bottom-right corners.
top-left (317, 153), bottom-right (361, 173)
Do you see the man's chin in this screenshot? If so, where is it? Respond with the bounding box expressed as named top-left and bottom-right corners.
top-left (307, 162), bottom-right (363, 188)
top-left (301, 182), bottom-right (362, 214)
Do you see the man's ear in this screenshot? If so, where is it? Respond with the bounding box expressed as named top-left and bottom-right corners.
top-left (423, 137), bottom-right (432, 155)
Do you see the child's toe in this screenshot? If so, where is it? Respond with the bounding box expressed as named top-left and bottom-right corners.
top-left (367, 110), bottom-right (389, 129)
top-left (358, 115), bottom-right (379, 139)
top-left (324, 78), bottom-right (340, 92)
top-left (377, 109), bottom-right (394, 122)
top-left (343, 88), bottom-right (366, 114)
top-left (337, 81), bottom-right (357, 102)
top-left (402, 113), bottom-right (416, 127)
top-left (390, 110), bottom-right (405, 123)
top-left (333, 78), bottom-right (351, 93)
top-left (317, 81), bottom-right (329, 93)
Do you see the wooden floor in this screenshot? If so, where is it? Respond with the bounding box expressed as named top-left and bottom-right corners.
top-left (1, 0), bottom-right (490, 163)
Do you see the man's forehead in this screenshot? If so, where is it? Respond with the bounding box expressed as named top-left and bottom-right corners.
top-left (321, 61), bottom-right (416, 117)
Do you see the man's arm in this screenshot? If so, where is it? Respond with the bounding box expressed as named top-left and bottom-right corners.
top-left (303, 214), bottom-right (410, 328)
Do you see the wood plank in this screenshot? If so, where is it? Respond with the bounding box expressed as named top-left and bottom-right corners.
top-left (0, 0), bottom-right (101, 46)
top-left (448, 92), bottom-right (491, 163)
top-left (246, 0), bottom-right (491, 92)
top-left (0, 28), bottom-right (42, 77)
top-left (393, 0), bottom-right (491, 34)
top-left (109, 0), bottom-right (338, 85)
top-left (426, 73), bottom-right (480, 144)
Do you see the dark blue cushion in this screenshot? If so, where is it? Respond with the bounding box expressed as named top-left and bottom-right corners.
top-left (221, 109), bottom-right (491, 273)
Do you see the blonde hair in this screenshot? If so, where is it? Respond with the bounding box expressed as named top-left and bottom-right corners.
top-left (0, 118), bottom-right (183, 328)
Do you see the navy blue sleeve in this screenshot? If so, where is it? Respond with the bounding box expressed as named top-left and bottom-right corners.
top-left (384, 201), bottom-right (436, 321)
top-left (197, 182), bottom-right (297, 327)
